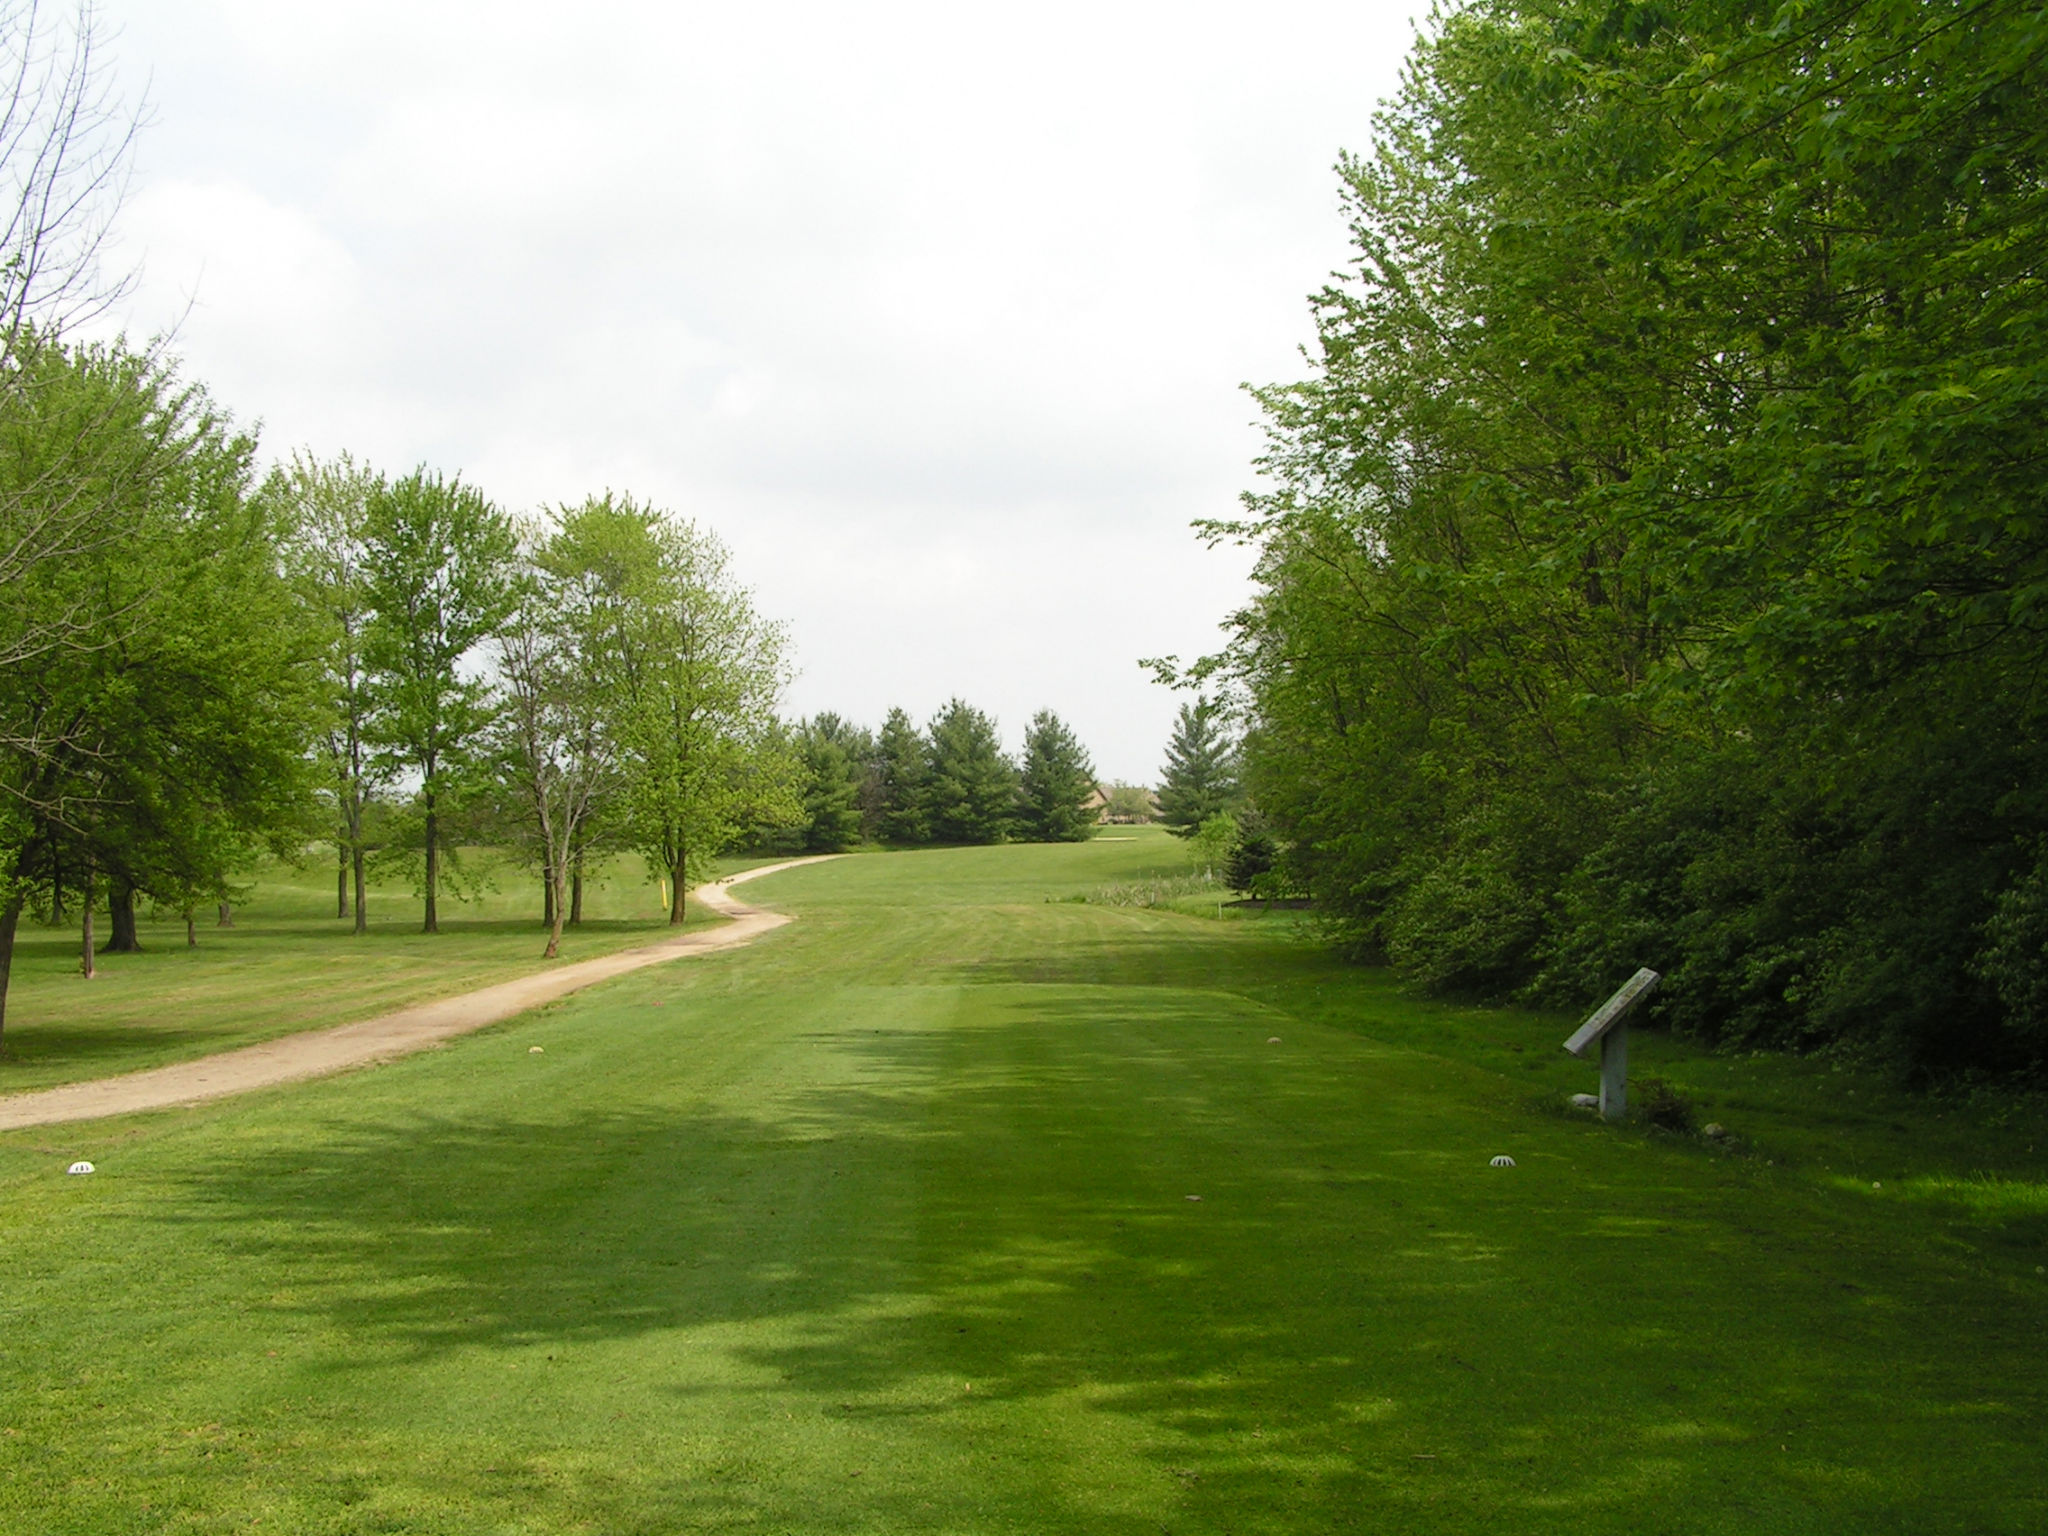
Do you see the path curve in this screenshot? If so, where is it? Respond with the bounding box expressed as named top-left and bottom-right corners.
top-left (0, 857), bottom-right (837, 1131)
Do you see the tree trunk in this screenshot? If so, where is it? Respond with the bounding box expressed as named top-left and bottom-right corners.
top-left (669, 856), bottom-right (687, 924)
top-left (103, 878), bottom-right (141, 953)
top-left (0, 893), bottom-right (23, 1048)
top-left (81, 898), bottom-right (96, 980)
top-left (542, 863), bottom-right (555, 927)
top-left (545, 868), bottom-right (566, 959)
top-left (352, 846), bottom-right (367, 935)
top-left (338, 844), bottom-right (349, 918)
top-left (570, 860), bottom-right (584, 926)
top-left (217, 902), bottom-right (233, 927)
top-left (423, 804), bottom-right (440, 933)
top-left (185, 908), bottom-right (196, 946)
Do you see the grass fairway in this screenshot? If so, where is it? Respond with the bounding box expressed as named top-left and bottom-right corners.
top-left (1, 831), bottom-right (2043, 1533)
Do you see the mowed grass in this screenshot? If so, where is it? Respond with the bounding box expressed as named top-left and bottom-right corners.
top-left (0, 851), bottom-right (719, 1093)
top-left (0, 828), bottom-right (2043, 1534)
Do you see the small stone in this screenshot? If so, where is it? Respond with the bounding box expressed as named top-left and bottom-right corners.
top-left (1570, 1093), bottom-right (1599, 1111)
top-left (1872, 1182), bottom-right (1882, 1191)
top-left (1267, 1036), bottom-right (1281, 1044)
top-left (529, 1046), bottom-right (544, 1054)
top-left (1489, 1155), bottom-right (1515, 1168)
top-left (1185, 1194), bottom-right (1202, 1202)
top-left (66, 1161), bottom-right (94, 1175)
top-left (1703, 1122), bottom-right (1727, 1140)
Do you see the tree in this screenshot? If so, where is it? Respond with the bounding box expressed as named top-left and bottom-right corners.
top-left (1101, 782), bottom-right (1154, 822)
top-left (361, 468), bottom-right (517, 934)
top-left (1155, 699), bottom-right (1237, 837)
top-left (0, 339), bottom-right (318, 1042)
top-left (1224, 825), bottom-right (1276, 896)
top-left (0, 4), bottom-right (152, 676)
top-left (0, 2), bottom-right (139, 360)
top-left (552, 494), bottom-right (796, 922)
top-left (494, 537), bottom-right (619, 958)
top-left (273, 451), bottom-right (382, 932)
top-left (1197, 0), bottom-right (2048, 1068)
top-left (1016, 709), bottom-right (1097, 842)
top-left (793, 714), bottom-right (866, 853)
top-left (924, 699), bottom-right (1015, 844)
top-left (874, 706), bottom-right (929, 844)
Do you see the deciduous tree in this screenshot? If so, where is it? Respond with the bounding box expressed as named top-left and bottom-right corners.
top-left (362, 468), bottom-right (517, 934)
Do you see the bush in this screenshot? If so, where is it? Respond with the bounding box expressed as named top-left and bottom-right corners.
top-left (1633, 1077), bottom-right (1696, 1135)
top-left (1223, 831), bottom-right (1275, 894)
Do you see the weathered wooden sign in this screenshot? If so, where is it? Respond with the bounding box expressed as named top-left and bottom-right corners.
top-left (1563, 967), bottom-right (1661, 1121)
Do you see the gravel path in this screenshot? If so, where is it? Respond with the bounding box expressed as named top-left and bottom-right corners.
top-left (0, 857), bottom-right (835, 1131)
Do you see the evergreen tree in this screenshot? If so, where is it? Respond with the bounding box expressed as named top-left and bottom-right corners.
top-left (1155, 699), bottom-right (1237, 837)
top-left (795, 714), bottom-right (865, 852)
top-left (924, 699), bottom-right (1016, 844)
top-left (1016, 709), bottom-right (1097, 842)
top-left (875, 706), bottom-right (929, 844)
top-left (1224, 829), bottom-right (1276, 896)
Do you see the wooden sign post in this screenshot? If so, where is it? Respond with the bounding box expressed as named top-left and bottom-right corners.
top-left (1563, 967), bottom-right (1660, 1121)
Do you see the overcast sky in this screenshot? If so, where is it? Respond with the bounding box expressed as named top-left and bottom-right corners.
top-left (95, 0), bottom-right (1416, 783)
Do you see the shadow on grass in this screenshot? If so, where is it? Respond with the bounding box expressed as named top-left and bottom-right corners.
top-left (132, 981), bottom-right (2048, 1533)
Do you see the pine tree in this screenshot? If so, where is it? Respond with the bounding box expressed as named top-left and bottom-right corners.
top-left (875, 706), bottom-right (929, 844)
top-left (1156, 698), bottom-right (1238, 837)
top-left (1017, 709), bottom-right (1097, 842)
top-left (796, 715), bottom-right (865, 852)
top-left (924, 699), bottom-right (1016, 844)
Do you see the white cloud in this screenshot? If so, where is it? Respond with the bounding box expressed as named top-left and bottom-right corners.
top-left (95, 0), bottom-right (1416, 780)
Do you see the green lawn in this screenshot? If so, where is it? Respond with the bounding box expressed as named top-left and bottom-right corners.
top-left (0, 829), bottom-right (2042, 1533)
top-left (0, 850), bottom-right (722, 1093)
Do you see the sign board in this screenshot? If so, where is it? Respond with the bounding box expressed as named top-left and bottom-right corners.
top-left (1564, 967), bottom-right (1660, 1058)
top-left (1563, 967), bottom-right (1660, 1121)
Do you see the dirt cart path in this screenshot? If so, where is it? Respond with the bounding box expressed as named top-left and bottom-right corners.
top-left (0, 857), bottom-right (836, 1131)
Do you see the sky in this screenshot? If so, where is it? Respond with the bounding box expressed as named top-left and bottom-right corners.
top-left (92, 0), bottom-right (1418, 784)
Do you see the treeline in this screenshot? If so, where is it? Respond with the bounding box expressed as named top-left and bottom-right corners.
top-left (780, 702), bottom-right (1099, 852)
top-left (0, 329), bottom-right (801, 1045)
top-left (1203, 0), bottom-right (2048, 1075)
top-left (283, 461), bottom-right (795, 954)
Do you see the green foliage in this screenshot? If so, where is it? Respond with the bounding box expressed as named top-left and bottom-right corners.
top-left (1633, 1077), bottom-right (1699, 1136)
top-left (1187, 811), bottom-right (1238, 875)
top-left (270, 451), bottom-right (384, 929)
top-left (875, 707), bottom-right (930, 844)
top-left (1213, 0), bottom-right (2048, 1073)
top-left (793, 715), bottom-right (866, 853)
top-left (1102, 782), bottom-right (1155, 822)
top-left (1156, 699), bottom-right (1238, 837)
top-left (0, 336), bottom-right (320, 1011)
top-left (362, 467), bottom-right (519, 932)
top-left (1015, 709), bottom-right (1097, 842)
top-left (1223, 827), bottom-right (1275, 896)
top-left (923, 699), bottom-right (1016, 845)
top-left (545, 495), bottom-right (798, 912)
